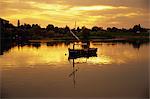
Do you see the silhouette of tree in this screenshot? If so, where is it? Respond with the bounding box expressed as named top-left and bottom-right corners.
top-left (121, 28), bottom-right (127, 32)
top-left (32, 24), bottom-right (41, 29)
top-left (24, 24), bottom-right (31, 29)
top-left (82, 28), bottom-right (90, 40)
top-left (58, 28), bottom-right (65, 34)
top-left (64, 25), bottom-right (70, 33)
top-left (81, 26), bottom-right (86, 30)
top-left (77, 27), bottom-right (81, 33)
top-left (107, 27), bottom-right (111, 32)
top-left (133, 24), bottom-right (141, 32)
top-left (106, 27), bottom-right (118, 32)
top-left (92, 26), bottom-right (103, 32)
top-left (111, 27), bottom-right (118, 32)
top-left (46, 24), bottom-right (54, 31)
top-left (54, 26), bottom-right (59, 33)
top-left (1, 18), bottom-right (149, 42)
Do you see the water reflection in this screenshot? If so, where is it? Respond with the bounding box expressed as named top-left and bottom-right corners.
top-left (69, 58), bottom-right (79, 88)
top-left (68, 41), bottom-right (98, 88)
top-left (0, 41), bottom-right (149, 69)
top-left (1, 41), bottom-right (149, 98)
top-left (0, 39), bottom-right (149, 56)
top-left (31, 42), bottom-right (41, 49)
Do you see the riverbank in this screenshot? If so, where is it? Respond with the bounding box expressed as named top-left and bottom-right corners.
top-left (28, 36), bottom-right (149, 43)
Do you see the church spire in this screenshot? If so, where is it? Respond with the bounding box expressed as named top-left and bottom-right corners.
top-left (17, 20), bottom-right (20, 27)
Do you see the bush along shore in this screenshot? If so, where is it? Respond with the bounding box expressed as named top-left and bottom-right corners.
top-left (1, 18), bottom-right (149, 43)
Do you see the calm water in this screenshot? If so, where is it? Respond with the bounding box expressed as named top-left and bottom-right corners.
top-left (0, 42), bottom-right (149, 98)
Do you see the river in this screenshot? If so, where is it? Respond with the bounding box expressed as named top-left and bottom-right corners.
top-left (0, 41), bottom-right (149, 98)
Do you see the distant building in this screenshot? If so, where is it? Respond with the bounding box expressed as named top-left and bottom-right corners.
top-left (17, 20), bottom-right (20, 27)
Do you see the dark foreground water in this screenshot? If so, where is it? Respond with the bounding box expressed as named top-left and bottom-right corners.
top-left (0, 42), bottom-right (149, 98)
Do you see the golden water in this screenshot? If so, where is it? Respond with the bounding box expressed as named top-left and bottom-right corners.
top-left (0, 42), bottom-right (149, 98)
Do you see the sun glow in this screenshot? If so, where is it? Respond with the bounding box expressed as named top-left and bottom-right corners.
top-left (71, 6), bottom-right (112, 11)
top-left (0, 0), bottom-right (149, 28)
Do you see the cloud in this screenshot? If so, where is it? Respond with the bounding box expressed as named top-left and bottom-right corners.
top-left (0, 0), bottom-right (45, 17)
top-left (62, 0), bottom-right (149, 10)
top-left (0, 0), bottom-right (149, 28)
top-left (70, 5), bottom-right (128, 11)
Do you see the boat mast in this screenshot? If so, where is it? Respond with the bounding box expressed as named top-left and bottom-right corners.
top-left (75, 21), bottom-right (76, 30)
top-left (69, 20), bottom-right (80, 41)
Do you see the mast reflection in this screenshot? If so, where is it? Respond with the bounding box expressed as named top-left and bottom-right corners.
top-left (68, 46), bottom-right (97, 88)
top-left (68, 58), bottom-right (78, 88)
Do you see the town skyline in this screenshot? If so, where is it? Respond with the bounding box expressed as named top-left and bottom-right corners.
top-left (1, 18), bottom-right (150, 30)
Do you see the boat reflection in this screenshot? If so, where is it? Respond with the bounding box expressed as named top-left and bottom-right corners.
top-left (68, 58), bottom-right (79, 88)
top-left (68, 44), bottom-right (98, 88)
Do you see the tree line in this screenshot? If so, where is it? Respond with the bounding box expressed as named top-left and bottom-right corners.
top-left (1, 19), bottom-right (149, 41)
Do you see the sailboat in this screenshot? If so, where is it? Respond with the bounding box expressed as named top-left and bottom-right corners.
top-left (68, 23), bottom-right (97, 59)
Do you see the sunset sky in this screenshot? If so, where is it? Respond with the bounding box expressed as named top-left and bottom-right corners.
top-left (0, 0), bottom-right (149, 28)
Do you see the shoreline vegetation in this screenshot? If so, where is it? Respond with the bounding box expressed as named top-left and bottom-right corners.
top-left (0, 18), bottom-right (149, 42)
top-left (0, 18), bottom-right (149, 44)
top-left (0, 18), bottom-right (149, 55)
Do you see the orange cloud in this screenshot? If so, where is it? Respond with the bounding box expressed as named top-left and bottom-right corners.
top-left (0, 0), bottom-right (149, 28)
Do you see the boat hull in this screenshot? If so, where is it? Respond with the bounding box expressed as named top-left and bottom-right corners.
top-left (68, 48), bottom-right (97, 59)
